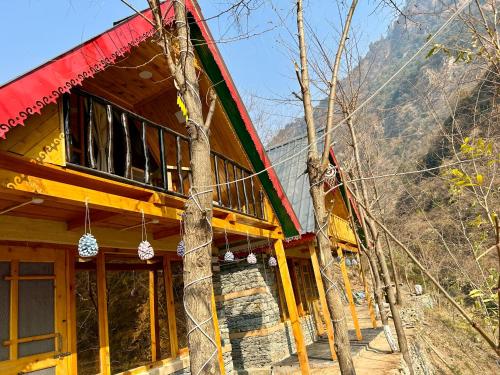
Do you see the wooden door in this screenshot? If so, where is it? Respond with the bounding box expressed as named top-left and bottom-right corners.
top-left (0, 245), bottom-right (69, 375)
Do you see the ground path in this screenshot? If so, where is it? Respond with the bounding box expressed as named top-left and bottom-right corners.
top-left (273, 301), bottom-right (405, 374)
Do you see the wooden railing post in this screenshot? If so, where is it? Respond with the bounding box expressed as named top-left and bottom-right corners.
top-left (308, 243), bottom-right (337, 361)
top-left (163, 257), bottom-right (179, 358)
top-left (274, 239), bottom-right (310, 374)
top-left (336, 247), bottom-right (363, 340)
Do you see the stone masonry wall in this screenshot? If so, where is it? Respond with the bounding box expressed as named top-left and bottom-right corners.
top-left (218, 254), bottom-right (320, 374)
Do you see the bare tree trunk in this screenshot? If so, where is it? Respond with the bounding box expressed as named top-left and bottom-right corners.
top-left (309, 161), bottom-right (356, 374)
top-left (344, 114), bottom-right (413, 373)
top-left (294, 0), bottom-right (358, 372)
top-left (148, 1), bottom-right (220, 373)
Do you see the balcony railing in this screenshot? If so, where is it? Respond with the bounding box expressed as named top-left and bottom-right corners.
top-left (62, 90), bottom-right (265, 220)
top-left (328, 215), bottom-right (356, 244)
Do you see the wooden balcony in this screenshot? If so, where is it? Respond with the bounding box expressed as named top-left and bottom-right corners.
top-left (328, 215), bottom-right (356, 245)
top-left (63, 90), bottom-right (265, 220)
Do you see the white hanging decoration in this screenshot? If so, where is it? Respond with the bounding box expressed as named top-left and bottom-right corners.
top-left (223, 228), bottom-right (234, 262)
top-left (137, 210), bottom-right (155, 260)
top-left (177, 220), bottom-right (185, 257)
top-left (266, 237), bottom-right (277, 267)
top-left (78, 199), bottom-right (99, 257)
top-left (224, 251), bottom-right (235, 262)
top-left (268, 256), bottom-right (277, 267)
top-left (246, 231), bottom-right (257, 264)
top-left (247, 252), bottom-right (257, 264)
top-left (177, 240), bottom-right (185, 257)
top-left (345, 258), bottom-right (352, 267)
top-left (351, 258), bottom-right (358, 266)
top-left (324, 163), bottom-right (337, 187)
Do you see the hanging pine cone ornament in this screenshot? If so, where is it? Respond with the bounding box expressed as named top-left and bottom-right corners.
top-left (176, 240), bottom-right (185, 257)
top-left (224, 251), bottom-right (235, 262)
top-left (325, 163), bottom-right (337, 187)
top-left (247, 252), bottom-right (257, 264)
top-left (138, 240), bottom-right (155, 260)
top-left (268, 256), bottom-right (277, 267)
top-left (78, 233), bottom-right (99, 257)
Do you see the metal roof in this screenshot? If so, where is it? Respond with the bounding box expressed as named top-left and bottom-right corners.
top-left (266, 128), bottom-right (327, 234)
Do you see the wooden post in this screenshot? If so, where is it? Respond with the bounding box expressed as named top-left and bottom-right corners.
top-left (357, 253), bottom-right (377, 328)
top-left (211, 290), bottom-right (226, 375)
top-left (149, 269), bottom-right (161, 361)
top-left (288, 261), bottom-right (305, 316)
top-left (308, 244), bottom-right (337, 361)
top-left (163, 257), bottom-right (179, 358)
top-left (336, 247), bottom-right (362, 341)
top-left (96, 251), bottom-right (111, 375)
top-left (274, 239), bottom-right (310, 374)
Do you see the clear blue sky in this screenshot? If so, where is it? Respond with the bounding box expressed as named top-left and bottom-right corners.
top-left (0, 0), bottom-right (395, 129)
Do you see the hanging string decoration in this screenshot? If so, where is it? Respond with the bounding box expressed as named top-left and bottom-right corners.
top-left (246, 232), bottom-right (257, 264)
top-left (177, 221), bottom-right (185, 257)
top-left (223, 228), bottom-right (234, 262)
top-left (267, 237), bottom-right (277, 267)
top-left (324, 163), bottom-right (337, 188)
top-left (138, 210), bottom-right (154, 260)
top-left (78, 199), bottom-right (99, 257)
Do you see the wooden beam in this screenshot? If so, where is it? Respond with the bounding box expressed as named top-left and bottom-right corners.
top-left (153, 226), bottom-right (180, 240)
top-left (357, 253), bottom-right (377, 328)
top-left (0, 169), bottom-right (283, 240)
top-left (336, 242), bottom-right (359, 253)
top-left (163, 257), bottom-right (179, 358)
top-left (336, 247), bottom-right (362, 341)
top-left (149, 269), bottom-right (161, 361)
top-left (211, 290), bottom-right (226, 375)
top-left (274, 239), bottom-right (310, 374)
top-left (66, 210), bottom-right (119, 231)
top-left (96, 251), bottom-right (111, 375)
top-left (308, 244), bottom-right (336, 361)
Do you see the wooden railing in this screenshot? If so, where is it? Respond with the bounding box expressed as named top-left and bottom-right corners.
top-left (328, 215), bottom-right (356, 244)
top-left (63, 91), bottom-right (265, 220)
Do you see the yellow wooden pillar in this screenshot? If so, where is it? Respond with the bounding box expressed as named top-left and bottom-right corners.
top-left (211, 290), bottom-right (226, 374)
top-left (336, 247), bottom-right (362, 341)
top-left (308, 244), bottom-right (337, 361)
top-left (357, 253), bottom-right (377, 328)
top-left (96, 251), bottom-right (111, 375)
top-left (274, 239), bottom-right (310, 374)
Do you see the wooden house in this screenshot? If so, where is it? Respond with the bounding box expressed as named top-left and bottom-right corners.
top-left (0, 2), bottom-right (325, 374)
top-left (266, 131), bottom-right (377, 363)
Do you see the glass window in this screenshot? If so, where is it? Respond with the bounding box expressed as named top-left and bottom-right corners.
top-left (76, 270), bottom-right (100, 375)
top-left (170, 261), bottom-right (187, 349)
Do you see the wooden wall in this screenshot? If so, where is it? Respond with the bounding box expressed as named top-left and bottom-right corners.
top-left (0, 103), bottom-right (65, 166)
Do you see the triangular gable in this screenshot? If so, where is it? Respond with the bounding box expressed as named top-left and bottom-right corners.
top-left (0, 0), bottom-right (301, 238)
